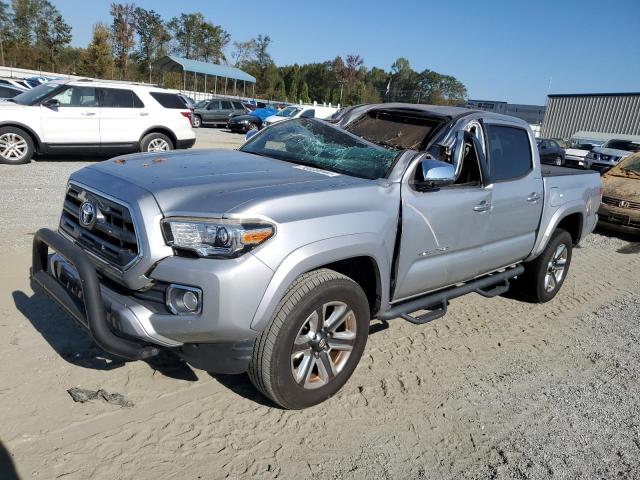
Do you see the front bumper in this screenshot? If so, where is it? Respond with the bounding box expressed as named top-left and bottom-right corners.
top-left (565, 155), bottom-right (589, 169)
top-left (31, 228), bottom-right (272, 371)
top-left (598, 205), bottom-right (640, 235)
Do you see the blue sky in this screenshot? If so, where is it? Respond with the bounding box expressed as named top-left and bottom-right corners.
top-left (53, 0), bottom-right (639, 105)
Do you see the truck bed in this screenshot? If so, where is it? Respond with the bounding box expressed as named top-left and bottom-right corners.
top-left (541, 165), bottom-right (597, 177)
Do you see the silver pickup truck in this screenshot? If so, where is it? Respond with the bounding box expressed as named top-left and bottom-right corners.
top-left (31, 104), bottom-right (601, 409)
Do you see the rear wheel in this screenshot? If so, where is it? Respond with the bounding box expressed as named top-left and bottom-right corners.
top-left (0, 126), bottom-right (34, 164)
top-left (555, 155), bottom-right (563, 166)
top-left (249, 269), bottom-right (370, 409)
top-left (519, 228), bottom-right (573, 303)
top-left (140, 132), bottom-right (173, 152)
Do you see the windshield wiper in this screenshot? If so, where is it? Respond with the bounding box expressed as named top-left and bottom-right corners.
top-left (621, 168), bottom-right (640, 177)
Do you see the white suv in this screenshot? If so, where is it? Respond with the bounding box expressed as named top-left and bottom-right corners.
top-left (0, 79), bottom-right (196, 164)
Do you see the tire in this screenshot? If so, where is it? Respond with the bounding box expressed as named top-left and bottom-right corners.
top-left (248, 123), bottom-right (259, 131)
top-left (192, 115), bottom-right (201, 128)
top-left (140, 132), bottom-right (173, 153)
top-left (519, 228), bottom-right (573, 303)
top-left (249, 269), bottom-right (370, 409)
top-left (555, 156), bottom-right (562, 166)
top-left (0, 126), bottom-right (35, 164)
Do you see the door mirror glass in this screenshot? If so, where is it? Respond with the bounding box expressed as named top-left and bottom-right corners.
top-left (416, 158), bottom-right (456, 190)
top-left (42, 98), bottom-right (59, 108)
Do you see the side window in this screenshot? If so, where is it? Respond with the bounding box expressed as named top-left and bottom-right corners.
top-left (232, 101), bottom-right (244, 109)
top-left (485, 125), bottom-right (532, 182)
top-left (300, 109), bottom-right (315, 118)
top-left (207, 100), bottom-right (220, 110)
top-left (0, 86), bottom-right (14, 96)
top-left (221, 100), bottom-right (232, 109)
top-left (100, 88), bottom-right (144, 108)
top-left (149, 92), bottom-right (187, 109)
top-left (52, 86), bottom-right (97, 107)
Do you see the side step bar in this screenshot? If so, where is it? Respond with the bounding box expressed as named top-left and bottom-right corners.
top-left (378, 265), bottom-right (525, 325)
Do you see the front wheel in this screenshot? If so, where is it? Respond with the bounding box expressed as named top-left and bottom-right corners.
top-left (0, 126), bottom-right (34, 165)
top-left (249, 269), bottom-right (370, 409)
top-left (192, 115), bottom-right (201, 128)
top-left (519, 228), bottom-right (573, 303)
top-left (140, 132), bottom-right (173, 152)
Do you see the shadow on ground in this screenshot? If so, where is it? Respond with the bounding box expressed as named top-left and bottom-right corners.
top-left (0, 441), bottom-right (19, 480)
top-left (12, 290), bottom-right (197, 381)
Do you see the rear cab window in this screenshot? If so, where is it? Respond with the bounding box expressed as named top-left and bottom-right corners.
top-left (149, 92), bottom-right (188, 109)
top-left (486, 125), bottom-right (532, 181)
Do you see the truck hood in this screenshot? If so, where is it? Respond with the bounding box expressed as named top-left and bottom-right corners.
top-left (82, 149), bottom-right (368, 217)
top-left (602, 173), bottom-right (640, 202)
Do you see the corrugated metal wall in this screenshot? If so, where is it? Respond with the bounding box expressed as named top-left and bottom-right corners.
top-left (541, 94), bottom-right (640, 139)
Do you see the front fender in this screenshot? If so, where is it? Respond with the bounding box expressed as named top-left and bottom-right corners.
top-left (250, 233), bottom-right (391, 332)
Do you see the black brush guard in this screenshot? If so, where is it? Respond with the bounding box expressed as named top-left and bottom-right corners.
top-left (31, 228), bottom-right (159, 360)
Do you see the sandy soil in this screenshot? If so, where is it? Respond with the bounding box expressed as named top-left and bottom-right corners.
top-left (1, 138), bottom-right (639, 479)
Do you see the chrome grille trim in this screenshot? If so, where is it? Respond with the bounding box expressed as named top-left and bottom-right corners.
top-left (59, 182), bottom-right (144, 271)
top-left (602, 195), bottom-right (640, 210)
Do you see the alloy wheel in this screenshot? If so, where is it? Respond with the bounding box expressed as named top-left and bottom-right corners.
top-left (147, 138), bottom-right (170, 152)
top-left (545, 243), bottom-right (567, 292)
top-left (291, 301), bottom-right (357, 389)
top-left (0, 133), bottom-right (28, 161)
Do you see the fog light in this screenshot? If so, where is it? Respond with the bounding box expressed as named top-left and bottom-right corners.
top-left (166, 284), bottom-right (202, 315)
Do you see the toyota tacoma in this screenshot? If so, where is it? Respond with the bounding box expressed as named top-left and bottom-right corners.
top-left (31, 104), bottom-right (601, 409)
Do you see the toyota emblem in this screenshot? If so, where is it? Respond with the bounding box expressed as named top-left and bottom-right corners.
top-left (79, 200), bottom-right (97, 228)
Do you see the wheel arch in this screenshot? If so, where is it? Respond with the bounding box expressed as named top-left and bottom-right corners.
top-left (250, 234), bottom-right (391, 333)
top-left (0, 121), bottom-right (43, 152)
top-left (526, 203), bottom-right (585, 262)
top-left (139, 126), bottom-right (177, 148)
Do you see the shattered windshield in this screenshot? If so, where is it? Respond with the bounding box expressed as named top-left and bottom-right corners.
top-left (240, 118), bottom-right (400, 179)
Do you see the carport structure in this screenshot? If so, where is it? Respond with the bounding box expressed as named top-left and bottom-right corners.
top-left (153, 55), bottom-right (256, 98)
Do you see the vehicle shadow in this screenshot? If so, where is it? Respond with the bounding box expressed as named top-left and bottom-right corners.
top-left (33, 153), bottom-right (113, 163)
top-left (0, 441), bottom-right (20, 480)
top-left (593, 227), bottom-right (640, 254)
top-left (12, 290), bottom-right (198, 381)
top-left (210, 373), bottom-right (280, 408)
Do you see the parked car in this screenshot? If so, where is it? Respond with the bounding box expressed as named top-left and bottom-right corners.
top-left (0, 84), bottom-right (25, 99)
top-left (586, 138), bottom-right (640, 173)
top-left (0, 79), bottom-right (195, 164)
top-left (30, 103), bottom-right (601, 409)
top-left (536, 138), bottom-right (565, 166)
top-left (227, 105), bottom-right (278, 133)
top-left (598, 153), bottom-right (640, 235)
top-left (263, 105), bottom-right (339, 127)
top-left (0, 77), bottom-right (31, 90)
top-left (565, 138), bottom-right (603, 169)
top-left (192, 99), bottom-right (246, 128)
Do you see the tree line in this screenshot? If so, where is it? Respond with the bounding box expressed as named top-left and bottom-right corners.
top-left (0, 0), bottom-right (468, 106)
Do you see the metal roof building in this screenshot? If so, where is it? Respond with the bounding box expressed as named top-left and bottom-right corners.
top-left (153, 55), bottom-right (256, 96)
top-left (541, 92), bottom-right (640, 139)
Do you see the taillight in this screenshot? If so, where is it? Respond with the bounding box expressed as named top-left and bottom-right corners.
top-left (181, 111), bottom-right (193, 124)
top-left (599, 186), bottom-right (604, 196)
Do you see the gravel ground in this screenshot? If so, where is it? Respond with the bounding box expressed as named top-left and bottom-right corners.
top-left (0, 138), bottom-right (639, 479)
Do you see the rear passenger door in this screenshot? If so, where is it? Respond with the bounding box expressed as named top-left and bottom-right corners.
top-left (219, 100), bottom-right (234, 122)
top-left (482, 121), bottom-right (544, 272)
top-left (98, 88), bottom-right (147, 145)
top-left (203, 100), bottom-right (221, 123)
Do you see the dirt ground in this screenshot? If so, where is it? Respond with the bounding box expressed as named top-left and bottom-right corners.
top-left (1, 132), bottom-right (639, 479)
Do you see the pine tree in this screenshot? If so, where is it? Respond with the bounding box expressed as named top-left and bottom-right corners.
top-left (80, 23), bottom-right (113, 78)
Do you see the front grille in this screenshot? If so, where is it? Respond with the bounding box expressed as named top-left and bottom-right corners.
top-left (59, 184), bottom-right (140, 269)
top-left (602, 195), bottom-right (640, 210)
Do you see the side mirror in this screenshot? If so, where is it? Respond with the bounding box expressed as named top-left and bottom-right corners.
top-left (245, 129), bottom-right (259, 141)
top-left (416, 158), bottom-right (456, 190)
top-left (42, 98), bottom-right (59, 108)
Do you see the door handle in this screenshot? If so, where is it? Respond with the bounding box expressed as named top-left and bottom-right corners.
top-left (527, 193), bottom-right (541, 202)
top-left (140, 112), bottom-right (149, 116)
top-left (81, 112), bottom-right (96, 116)
top-left (473, 201), bottom-right (491, 212)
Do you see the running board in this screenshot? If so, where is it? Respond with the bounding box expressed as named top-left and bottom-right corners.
top-left (378, 265), bottom-right (524, 325)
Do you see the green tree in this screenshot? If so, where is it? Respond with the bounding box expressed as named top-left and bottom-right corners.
top-left (34, 0), bottom-right (71, 72)
top-left (167, 12), bottom-right (203, 59)
top-left (300, 81), bottom-right (310, 103)
top-left (79, 22), bottom-right (113, 78)
top-left (110, 2), bottom-right (136, 79)
top-left (195, 20), bottom-right (229, 63)
top-left (134, 7), bottom-right (169, 81)
top-left (0, 1), bottom-right (12, 65)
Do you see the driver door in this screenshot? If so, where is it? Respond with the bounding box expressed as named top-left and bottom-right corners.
top-left (40, 85), bottom-right (100, 145)
top-left (393, 132), bottom-right (493, 301)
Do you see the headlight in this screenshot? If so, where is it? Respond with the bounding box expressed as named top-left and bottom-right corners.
top-left (162, 218), bottom-right (275, 258)
top-left (240, 119), bottom-right (249, 124)
top-left (586, 152), bottom-right (596, 159)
